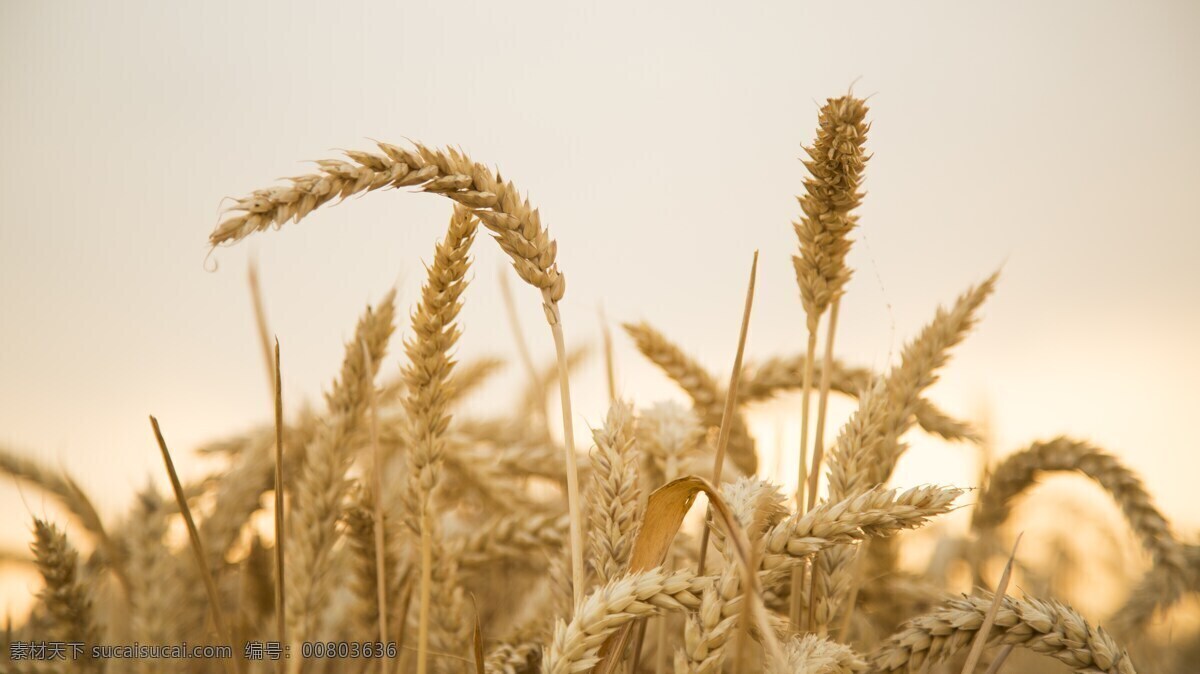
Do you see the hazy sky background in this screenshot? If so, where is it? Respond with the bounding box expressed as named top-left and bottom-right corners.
top-left (1, 1), bottom-right (1198, 615)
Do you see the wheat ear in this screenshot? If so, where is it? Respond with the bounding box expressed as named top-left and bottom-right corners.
top-left (679, 479), bottom-right (787, 674)
top-left (125, 488), bottom-right (187, 669)
top-left (791, 103), bottom-right (871, 637)
top-left (810, 274), bottom-right (997, 634)
top-left (972, 436), bottom-right (1188, 630)
top-left (543, 568), bottom-right (706, 674)
top-left (873, 272), bottom-right (998, 481)
top-left (802, 94), bottom-right (871, 510)
top-left (737, 356), bottom-right (978, 443)
top-left (761, 485), bottom-right (962, 585)
top-left (637, 401), bottom-right (704, 487)
top-left (31, 519), bottom-right (99, 654)
top-left (399, 206), bottom-right (476, 674)
top-left (587, 400), bottom-right (643, 585)
top-left (871, 593), bottom-right (1137, 674)
top-left (288, 290), bottom-right (396, 649)
top-left (0, 447), bottom-right (126, 593)
top-left (766, 634), bottom-right (867, 674)
top-left (453, 511), bottom-right (568, 570)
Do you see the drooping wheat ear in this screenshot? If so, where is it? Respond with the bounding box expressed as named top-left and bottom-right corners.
top-left (587, 400), bottom-right (643, 585)
top-left (543, 568), bottom-right (706, 674)
top-left (761, 485), bottom-right (963, 587)
top-left (288, 289), bottom-right (396, 646)
top-left (399, 206), bottom-right (476, 674)
top-left (792, 95), bottom-right (870, 333)
top-left (637, 401), bottom-right (704, 486)
top-left (31, 519), bottom-right (98, 651)
top-left (737, 357), bottom-right (979, 443)
top-left (766, 634), bottom-right (867, 674)
top-left (210, 143), bottom-right (564, 301)
top-left (210, 139), bottom-right (585, 606)
top-left (623, 322), bottom-right (757, 476)
top-left (973, 436), bottom-right (1189, 629)
top-left (1114, 542), bottom-right (1200, 635)
top-left (871, 593), bottom-right (1137, 674)
top-left (678, 479), bottom-right (787, 674)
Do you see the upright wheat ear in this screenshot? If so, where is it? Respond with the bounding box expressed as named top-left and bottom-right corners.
top-left (31, 519), bottom-right (99, 655)
top-left (288, 290), bottom-right (395, 655)
top-left (790, 94), bottom-right (870, 627)
top-left (399, 206), bottom-right (477, 674)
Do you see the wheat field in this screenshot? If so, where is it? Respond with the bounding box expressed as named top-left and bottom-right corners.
top-left (1, 91), bottom-right (1197, 674)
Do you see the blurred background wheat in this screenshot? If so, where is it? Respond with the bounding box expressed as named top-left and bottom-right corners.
top-left (1, 2), bottom-right (1198, 673)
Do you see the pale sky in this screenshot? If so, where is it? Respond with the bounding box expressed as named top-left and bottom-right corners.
top-left (1, 0), bottom-right (1198, 614)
